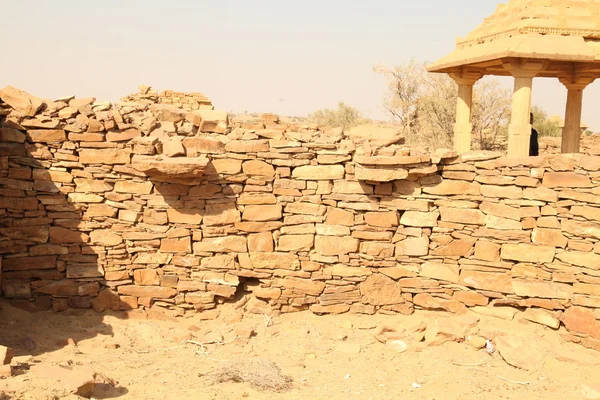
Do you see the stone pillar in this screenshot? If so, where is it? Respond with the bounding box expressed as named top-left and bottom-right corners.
top-left (559, 76), bottom-right (594, 154)
top-left (450, 72), bottom-right (481, 154)
top-left (503, 61), bottom-right (545, 158)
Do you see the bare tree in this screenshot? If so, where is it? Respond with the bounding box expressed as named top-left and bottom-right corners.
top-left (375, 60), bottom-right (512, 150)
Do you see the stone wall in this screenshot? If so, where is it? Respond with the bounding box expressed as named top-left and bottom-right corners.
top-left (1, 85), bottom-right (600, 345)
top-left (121, 86), bottom-right (213, 112)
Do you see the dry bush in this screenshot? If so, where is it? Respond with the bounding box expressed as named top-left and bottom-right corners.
top-left (208, 358), bottom-right (293, 392)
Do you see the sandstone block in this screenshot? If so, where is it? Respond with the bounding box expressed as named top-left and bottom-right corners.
top-left (439, 207), bottom-right (484, 225)
top-left (90, 230), bottom-right (122, 246)
top-left (364, 211), bottom-right (398, 228)
top-left (359, 274), bottom-right (404, 306)
top-left (273, 277), bottom-right (325, 296)
top-left (400, 211), bottom-right (439, 227)
top-left (167, 208), bottom-right (203, 224)
top-left (242, 160), bottom-right (275, 178)
top-left (423, 180), bottom-right (480, 196)
top-left (0, 128), bottom-right (26, 143)
top-left (242, 205), bottom-right (282, 221)
top-left (49, 227), bottom-right (89, 244)
top-left (556, 251), bottom-right (600, 270)
top-left (194, 236), bottom-right (247, 253)
top-left (292, 165), bottom-right (345, 180)
top-left (118, 285), bottom-right (177, 299)
top-left (543, 172), bottom-right (592, 188)
top-left (460, 270), bottom-right (514, 294)
top-left (532, 228), bottom-right (567, 248)
top-left (325, 207), bottom-right (354, 226)
top-left (160, 237), bottom-right (192, 253)
top-left (480, 201), bottom-right (519, 221)
top-left (182, 137), bottom-right (226, 154)
top-left (474, 240), bottom-right (500, 262)
top-left (248, 252), bottom-right (300, 270)
top-left (354, 166), bottom-right (408, 182)
top-left (248, 232), bottom-right (274, 252)
top-left (198, 109), bottom-right (229, 133)
top-left (480, 185), bottom-right (522, 199)
top-left (133, 269), bottom-right (161, 286)
top-left (204, 203), bottom-right (241, 225)
top-left (115, 180), bottom-right (153, 195)
top-left (149, 104), bottom-right (186, 122)
top-left (522, 308), bottom-right (560, 329)
top-left (431, 239), bottom-right (474, 257)
top-left (420, 262), bottom-right (459, 283)
top-left (0, 86), bottom-right (44, 116)
top-left (395, 237), bottom-right (429, 256)
top-left (79, 148), bottom-right (131, 164)
top-left (501, 243), bottom-right (555, 263)
top-left (277, 235), bottom-right (314, 251)
top-left (512, 280), bottom-right (573, 299)
top-left (315, 236), bottom-right (359, 256)
top-left (74, 178), bottom-right (113, 193)
top-left (523, 187), bottom-right (558, 202)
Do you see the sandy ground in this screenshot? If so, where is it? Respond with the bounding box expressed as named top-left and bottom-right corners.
top-left (1, 299), bottom-right (599, 400)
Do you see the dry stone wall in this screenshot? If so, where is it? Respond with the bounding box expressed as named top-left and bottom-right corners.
top-left (2, 85), bottom-right (600, 347)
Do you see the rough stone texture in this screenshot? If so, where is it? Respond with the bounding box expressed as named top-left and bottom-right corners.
top-left (3, 87), bottom-right (600, 339)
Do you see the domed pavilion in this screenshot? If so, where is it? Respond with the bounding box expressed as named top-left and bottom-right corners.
top-left (428, 0), bottom-right (600, 157)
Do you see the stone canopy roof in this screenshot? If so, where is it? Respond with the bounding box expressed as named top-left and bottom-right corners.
top-left (428, 0), bottom-right (600, 77)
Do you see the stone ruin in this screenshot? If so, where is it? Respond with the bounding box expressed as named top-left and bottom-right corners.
top-left (1, 84), bottom-right (600, 353)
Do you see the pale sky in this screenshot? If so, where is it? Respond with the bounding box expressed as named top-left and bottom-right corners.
top-left (1, 0), bottom-right (598, 130)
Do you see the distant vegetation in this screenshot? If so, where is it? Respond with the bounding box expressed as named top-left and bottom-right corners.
top-left (531, 105), bottom-right (561, 137)
top-left (307, 102), bottom-right (363, 130)
top-left (374, 60), bottom-right (511, 150)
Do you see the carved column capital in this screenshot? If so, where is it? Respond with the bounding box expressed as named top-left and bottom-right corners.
top-left (449, 68), bottom-right (482, 86)
top-left (559, 75), bottom-right (595, 90)
top-left (502, 59), bottom-right (546, 78)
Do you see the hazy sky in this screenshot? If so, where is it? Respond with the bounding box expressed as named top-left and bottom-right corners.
top-left (1, 0), bottom-right (598, 129)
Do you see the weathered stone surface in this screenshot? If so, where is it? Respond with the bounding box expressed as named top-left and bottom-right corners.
top-left (27, 130), bottom-right (67, 143)
top-left (431, 240), bottom-right (474, 257)
top-left (474, 240), bottom-right (500, 262)
top-left (543, 172), bottom-right (592, 188)
top-left (0, 85), bottom-right (44, 116)
top-left (289, 165), bottom-right (347, 181)
top-left (460, 271), bottom-right (514, 294)
top-left (439, 207), bottom-right (485, 225)
top-left (556, 251), bottom-right (600, 270)
top-left (480, 201), bottom-right (520, 221)
top-left (49, 227), bottom-right (89, 244)
top-left (115, 180), bottom-right (153, 195)
top-left (496, 335), bottom-right (545, 371)
top-left (315, 236), bottom-right (359, 256)
top-left (243, 205), bottom-right (282, 221)
top-left (277, 235), bottom-right (314, 252)
top-left (501, 244), bottom-right (555, 263)
top-left (359, 274), bottom-right (404, 306)
top-left (396, 237), bottom-right (429, 256)
top-left (166, 208), bottom-right (203, 224)
top-left (562, 219), bottom-right (600, 240)
top-left (522, 308), bottom-right (560, 329)
top-left (131, 155), bottom-right (208, 177)
top-left (420, 263), bottom-right (459, 283)
top-left (80, 148), bottom-right (131, 164)
top-left (249, 252), bottom-right (300, 270)
top-left (512, 280), bottom-right (573, 299)
top-left (118, 285), bottom-right (177, 299)
top-left (532, 228), bottom-right (568, 248)
top-left (149, 104), bottom-right (186, 122)
top-left (354, 166), bottom-right (408, 182)
top-left (89, 230), bottom-right (122, 246)
top-left (400, 211), bottom-right (439, 227)
top-left (326, 208), bottom-right (355, 226)
top-left (194, 236), bottom-right (247, 253)
top-left (423, 180), bottom-right (480, 195)
top-left (242, 160), bottom-right (275, 178)
top-left (364, 211), bottom-right (398, 228)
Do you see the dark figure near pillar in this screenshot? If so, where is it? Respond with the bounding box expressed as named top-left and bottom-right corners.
top-left (529, 112), bottom-right (539, 156)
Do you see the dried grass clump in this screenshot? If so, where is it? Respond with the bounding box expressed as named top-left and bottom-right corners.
top-left (209, 358), bottom-right (293, 392)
